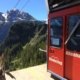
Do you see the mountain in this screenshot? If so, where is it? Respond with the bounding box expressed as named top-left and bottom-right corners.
top-left (0, 9), bottom-right (36, 22)
top-left (7, 9), bottom-right (36, 22)
top-left (0, 9), bottom-right (47, 71)
top-left (0, 9), bottom-right (37, 43)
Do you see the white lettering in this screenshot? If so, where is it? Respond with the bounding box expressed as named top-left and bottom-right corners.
top-left (66, 51), bottom-right (80, 58)
top-left (49, 57), bottom-right (63, 66)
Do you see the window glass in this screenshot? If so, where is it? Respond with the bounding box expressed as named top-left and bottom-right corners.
top-left (67, 14), bottom-right (80, 51)
top-left (50, 18), bottom-right (63, 47)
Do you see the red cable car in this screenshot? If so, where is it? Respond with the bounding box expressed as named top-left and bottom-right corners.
top-left (46, 0), bottom-right (80, 80)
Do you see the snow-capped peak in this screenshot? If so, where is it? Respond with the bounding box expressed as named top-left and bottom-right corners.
top-left (12, 8), bottom-right (17, 11)
top-left (2, 13), bottom-right (8, 22)
top-left (6, 9), bottom-right (36, 22)
top-left (0, 9), bottom-right (36, 23)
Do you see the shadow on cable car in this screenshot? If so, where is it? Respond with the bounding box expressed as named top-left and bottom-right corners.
top-left (51, 74), bottom-right (60, 80)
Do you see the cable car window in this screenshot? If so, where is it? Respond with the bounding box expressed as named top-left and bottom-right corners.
top-left (50, 18), bottom-right (63, 47)
top-left (67, 14), bottom-right (80, 51)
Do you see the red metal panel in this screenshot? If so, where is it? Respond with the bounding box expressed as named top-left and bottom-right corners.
top-left (48, 47), bottom-right (65, 77)
top-left (48, 4), bottom-right (80, 80)
top-left (49, 5), bottom-right (80, 18)
top-left (65, 51), bottom-right (80, 80)
top-left (48, 15), bottom-right (65, 77)
top-left (65, 5), bottom-right (80, 80)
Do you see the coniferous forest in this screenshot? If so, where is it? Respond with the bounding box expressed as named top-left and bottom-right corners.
top-left (1, 21), bottom-right (47, 71)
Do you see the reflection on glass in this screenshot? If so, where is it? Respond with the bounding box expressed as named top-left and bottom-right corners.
top-left (67, 14), bottom-right (80, 51)
top-left (51, 38), bottom-right (60, 46)
top-left (50, 28), bottom-right (53, 36)
top-left (50, 17), bottom-right (63, 47)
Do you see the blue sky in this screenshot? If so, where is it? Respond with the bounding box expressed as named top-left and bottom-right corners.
top-left (0, 0), bottom-right (48, 20)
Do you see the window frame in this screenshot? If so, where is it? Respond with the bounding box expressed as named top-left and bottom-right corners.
top-left (67, 14), bottom-right (80, 51)
top-left (50, 17), bottom-right (63, 48)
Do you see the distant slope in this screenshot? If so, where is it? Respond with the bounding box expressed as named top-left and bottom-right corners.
top-left (0, 22), bottom-right (12, 43)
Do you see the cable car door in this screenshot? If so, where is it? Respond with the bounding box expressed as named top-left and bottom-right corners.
top-left (48, 17), bottom-right (65, 78)
top-left (65, 14), bottom-right (80, 80)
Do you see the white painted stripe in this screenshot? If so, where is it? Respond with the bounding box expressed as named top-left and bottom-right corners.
top-left (66, 51), bottom-right (80, 58)
top-left (49, 57), bottom-right (63, 66)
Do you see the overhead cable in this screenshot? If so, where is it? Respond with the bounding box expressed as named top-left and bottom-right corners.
top-left (14, 0), bottom-right (21, 9)
top-left (21, 0), bottom-right (30, 10)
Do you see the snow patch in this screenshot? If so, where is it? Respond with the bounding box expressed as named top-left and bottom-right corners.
top-left (2, 13), bottom-right (8, 22)
top-left (18, 18), bottom-right (25, 21)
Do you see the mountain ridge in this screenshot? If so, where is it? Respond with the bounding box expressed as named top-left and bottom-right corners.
top-left (0, 9), bottom-right (39, 43)
top-left (0, 9), bottom-right (36, 22)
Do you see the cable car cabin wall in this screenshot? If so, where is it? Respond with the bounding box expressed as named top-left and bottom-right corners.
top-left (47, 0), bottom-right (80, 80)
top-left (47, 0), bottom-right (80, 13)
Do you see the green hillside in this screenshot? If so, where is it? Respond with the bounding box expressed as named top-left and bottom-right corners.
top-left (4, 21), bottom-right (47, 71)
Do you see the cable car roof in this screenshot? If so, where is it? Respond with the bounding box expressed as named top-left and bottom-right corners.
top-left (46, 0), bottom-right (80, 12)
top-left (48, 0), bottom-right (79, 5)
